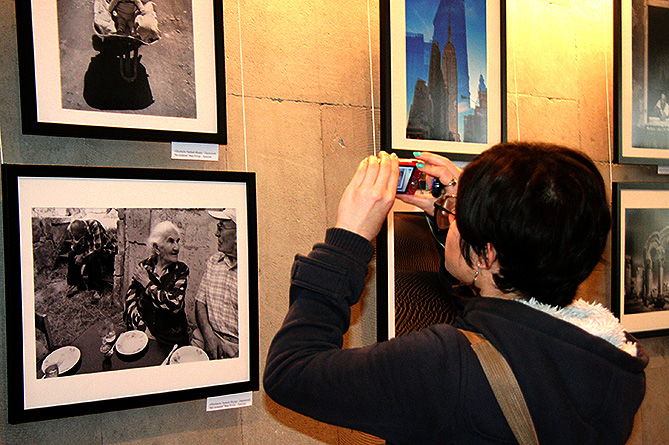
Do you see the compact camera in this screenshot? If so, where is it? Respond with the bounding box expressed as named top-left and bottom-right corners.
top-left (397, 159), bottom-right (424, 194)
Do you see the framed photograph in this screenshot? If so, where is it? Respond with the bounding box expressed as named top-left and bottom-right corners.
top-left (376, 201), bottom-right (459, 341)
top-left (380, 0), bottom-right (506, 156)
top-left (2, 164), bottom-right (258, 423)
top-left (615, 0), bottom-right (669, 163)
top-left (15, 0), bottom-right (226, 143)
top-left (613, 182), bottom-right (669, 337)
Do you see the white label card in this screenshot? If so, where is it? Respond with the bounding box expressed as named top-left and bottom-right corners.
top-left (206, 392), bottom-right (253, 411)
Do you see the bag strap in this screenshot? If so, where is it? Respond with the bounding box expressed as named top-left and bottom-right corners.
top-left (459, 329), bottom-right (540, 445)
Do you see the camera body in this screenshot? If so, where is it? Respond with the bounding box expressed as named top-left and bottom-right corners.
top-left (397, 159), bottom-right (423, 195)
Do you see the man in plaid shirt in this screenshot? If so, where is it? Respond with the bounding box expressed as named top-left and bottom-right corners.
top-left (192, 209), bottom-right (239, 359)
top-left (66, 219), bottom-right (117, 301)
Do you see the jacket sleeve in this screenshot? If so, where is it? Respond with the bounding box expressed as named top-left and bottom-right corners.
top-left (263, 228), bottom-right (464, 443)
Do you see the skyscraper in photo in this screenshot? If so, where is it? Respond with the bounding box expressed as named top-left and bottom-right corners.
top-left (441, 22), bottom-right (459, 141)
top-left (432, 0), bottom-right (471, 118)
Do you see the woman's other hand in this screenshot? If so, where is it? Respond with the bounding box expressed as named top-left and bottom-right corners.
top-left (397, 152), bottom-right (461, 215)
top-left (132, 264), bottom-right (151, 288)
top-left (335, 152), bottom-right (399, 241)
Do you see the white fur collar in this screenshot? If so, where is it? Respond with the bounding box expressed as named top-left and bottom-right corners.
top-left (517, 298), bottom-right (638, 356)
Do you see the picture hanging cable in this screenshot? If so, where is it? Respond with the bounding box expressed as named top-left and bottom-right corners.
top-left (367, 0), bottom-right (378, 156)
top-left (602, 4), bottom-right (614, 186)
top-left (510, 2), bottom-right (521, 141)
top-left (236, 0), bottom-right (249, 172)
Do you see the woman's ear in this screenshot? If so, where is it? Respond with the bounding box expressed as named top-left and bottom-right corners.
top-left (478, 243), bottom-right (498, 270)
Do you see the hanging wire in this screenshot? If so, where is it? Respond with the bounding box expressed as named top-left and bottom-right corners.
top-left (367, 0), bottom-right (378, 156)
top-left (602, 2), bottom-right (614, 187)
top-left (236, 0), bottom-right (249, 172)
top-left (510, 0), bottom-right (521, 141)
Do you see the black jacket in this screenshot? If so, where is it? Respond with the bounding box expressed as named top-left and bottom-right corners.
top-left (264, 228), bottom-right (648, 444)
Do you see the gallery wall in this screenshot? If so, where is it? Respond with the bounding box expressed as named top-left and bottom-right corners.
top-left (0, 0), bottom-right (667, 443)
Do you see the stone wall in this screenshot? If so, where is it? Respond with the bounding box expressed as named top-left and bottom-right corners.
top-left (31, 217), bottom-right (70, 274)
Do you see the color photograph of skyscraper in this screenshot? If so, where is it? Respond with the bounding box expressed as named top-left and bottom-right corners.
top-left (405, 0), bottom-right (487, 143)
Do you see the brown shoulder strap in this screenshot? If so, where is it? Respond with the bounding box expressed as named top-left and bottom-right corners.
top-left (459, 329), bottom-right (540, 445)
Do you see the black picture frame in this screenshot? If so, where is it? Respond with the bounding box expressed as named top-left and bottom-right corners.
top-left (612, 182), bottom-right (669, 337)
top-left (380, 0), bottom-right (506, 157)
top-left (615, 0), bottom-right (669, 164)
top-left (15, 0), bottom-right (227, 144)
top-left (2, 164), bottom-right (258, 423)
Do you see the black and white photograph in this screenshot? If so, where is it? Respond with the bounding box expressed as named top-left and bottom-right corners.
top-left (2, 165), bottom-right (258, 423)
top-left (613, 182), bottom-right (669, 336)
top-left (15, 0), bottom-right (226, 143)
top-left (380, 0), bottom-right (505, 156)
top-left (616, 0), bottom-right (669, 163)
top-left (377, 201), bottom-right (459, 340)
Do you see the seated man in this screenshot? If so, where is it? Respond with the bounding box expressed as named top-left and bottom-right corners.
top-left (191, 210), bottom-right (239, 359)
top-left (66, 219), bottom-right (116, 302)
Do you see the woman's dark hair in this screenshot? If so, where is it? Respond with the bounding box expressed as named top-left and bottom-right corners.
top-left (455, 142), bottom-right (611, 307)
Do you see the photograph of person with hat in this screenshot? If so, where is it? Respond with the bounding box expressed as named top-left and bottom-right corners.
top-left (191, 209), bottom-right (240, 359)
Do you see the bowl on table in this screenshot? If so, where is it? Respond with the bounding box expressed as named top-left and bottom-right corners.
top-left (115, 330), bottom-right (149, 357)
top-left (169, 345), bottom-right (209, 364)
top-left (41, 346), bottom-right (81, 376)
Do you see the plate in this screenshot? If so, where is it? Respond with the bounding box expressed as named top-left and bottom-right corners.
top-left (115, 330), bottom-right (148, 355)
top-left (41, 346), bottom-right (81, 375)
top-left (169, 346), bottom-right (209, 364)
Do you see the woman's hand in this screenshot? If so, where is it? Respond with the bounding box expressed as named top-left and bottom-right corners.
top-left (335, 152), bottom-right (400, 241)
top-left (397, 152), bottom-right (461, 215)
top-left (132, 264), bottom-right (151, 288)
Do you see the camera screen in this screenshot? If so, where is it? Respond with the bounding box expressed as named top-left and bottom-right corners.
top-left (397, 165), bottom-right (414, 193)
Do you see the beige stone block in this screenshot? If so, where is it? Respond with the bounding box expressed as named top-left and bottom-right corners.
top-left (635, 365), bottom-right (669, 444)
top-left (243, 97), bottom-right (327, 250)
top-left (228, 0), bottom-right (378, 107)
top-left (507, 0), bottom-right (577, 99)
top-left (100, 399), bottom-right (242, 444)
top-left (574, 2), bottom-right (615, 162)
top-left (577, 261), bottom-right (609, 307)
top-left (241, 96), bottom-right (327, 346)
top-left (242, 394), bottom-right (340, 444)
top-left (507, 93), bottom-right (580, 148)
top-left (321, 105), bottom-right (379, 227)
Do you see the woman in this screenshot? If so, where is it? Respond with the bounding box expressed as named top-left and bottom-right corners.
top-left (264, 143), bottom-right (648, 444)
top-left (124, 221), bottom-right (189, 346)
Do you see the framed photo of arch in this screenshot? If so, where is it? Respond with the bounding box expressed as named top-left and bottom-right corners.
top-left (2, 164), bottom-right (258, 423)
top-left (613, 182), bottom-right (669, 337)
top-left (380, 0), bottom-right (507, 156)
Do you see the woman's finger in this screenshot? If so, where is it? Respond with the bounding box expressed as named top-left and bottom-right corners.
top-left (416, 152), bottom-right (459, 169)
top-left (416, 152), bottom-right (461, 176)
top-left (349, 156), bottom-right (372, 189)
top-left (364, 154), bottom-right (381, 186)
top-left (374, 152), bottom-right (394, 192)
top-left (386, 152), bottom-right (400, 193)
